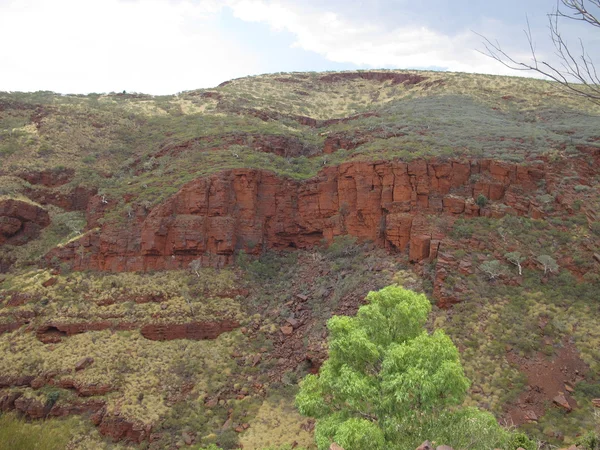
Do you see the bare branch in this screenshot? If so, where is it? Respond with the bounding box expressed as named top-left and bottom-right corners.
top-left (476, 0), bottom-right (600, 104)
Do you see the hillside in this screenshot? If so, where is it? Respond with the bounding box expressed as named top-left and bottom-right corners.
top-left (1, 70), bottom-right (599, 449)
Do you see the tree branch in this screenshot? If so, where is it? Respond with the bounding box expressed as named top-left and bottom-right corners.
top-left (476, 0), bottom-right (600, 104)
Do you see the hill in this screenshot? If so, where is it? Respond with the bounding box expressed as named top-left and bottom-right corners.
top-left (0, 70), bottom-right (599, 449)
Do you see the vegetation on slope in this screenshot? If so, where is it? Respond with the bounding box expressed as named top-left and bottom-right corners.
top-left (2, 70), bottom-right (600, 218)
top-left (1, 70), bottom-right (600, 448)
top-left (296, 285), bottom-right (522, 450)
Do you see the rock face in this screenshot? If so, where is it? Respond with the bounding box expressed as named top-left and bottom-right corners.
top-left (24, 185), bottom-right (97, 212)
top-left (0, 199), bottom-right (50, 246)
top-left (140, 320), bottom-right (239, 341)
top-left (17, 168), bottom-right (74, 187)
top-left (0, 389), bottom-right (144, 443)
top-left (95, 410), bottom-right (150, 443)
top-left (48, 158), bottom-right (548, 272)
top-left (36, 322), bottom-right (128, 343)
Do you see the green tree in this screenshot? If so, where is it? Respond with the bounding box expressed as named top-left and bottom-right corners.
top-left (505, 251), bottom-right (526, 276)
top-left (479, 259), bottom-right (506, 280)
top-left (537, 254), bottom-right (559, 275)
top-left (296, 286), bottom-right (515, 450)
top-left (476, 193), bottom-right (488, 208)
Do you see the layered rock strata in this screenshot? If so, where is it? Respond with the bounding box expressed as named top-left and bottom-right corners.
top-left (48, 158), bottom-right (549, 272)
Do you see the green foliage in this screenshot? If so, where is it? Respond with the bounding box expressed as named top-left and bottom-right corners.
top-left (237, 250), bottom-right (297, 281)
top-left (479, 259), bottom-right (506, 280)
top-left (324, 235), bottom-right (360, 259)
top-left (476, 193), bottom-right (488, 208)
top-left (509, 432), bottom-right (537, 450)
top-left (259, 446), bottom-right (309, 450)
top-left (315, 415), bottom-right (385, 450)
top-left (576, 381), bottom-right (600, 398)
top-left (536, 254), bottom-right (559, 274)
top-left (216, 429), bottom-right (239, 449)
top-left (577, 431), bottom-right (600, 450)
top-left (406, 407), bottom-right (521, 450)
top-left (296, 285), bottom-right (512, 450)
top-left (504, 252), bottom-right (525, 275)
top-left (0, 413), bottom-right (77, 450)
top-left (195, 445), bottom-right (221, 450)
top-left (45, 390), bottom-right (60, 408)
top-left (449, 219), bottom-right (474, 239)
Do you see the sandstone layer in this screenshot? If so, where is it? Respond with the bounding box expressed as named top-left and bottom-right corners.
top-left (47, 157), bottom-right (556, 272)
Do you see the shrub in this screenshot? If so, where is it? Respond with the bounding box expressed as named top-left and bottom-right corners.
top-left (577, 431), bottom-right (600, 450)
top-left (296, 286), bottom-right (514, 450)
top-left (476, 193), bottom-right (488, 208)
top-left (450, 220), bottom-right (474, 239)
top-left (576, 381), bottom-right (600, 398)
top-left (509, 432), bottom-right (537, 450)
top-left (324, 235), bottom-right (359, 259)
top-left (536, 254), bottom-right (559, 275)
top-left (480, 260), bottom-right (506, 280)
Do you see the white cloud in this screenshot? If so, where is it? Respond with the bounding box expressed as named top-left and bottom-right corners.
top-left (226, 0), bottom-right (538, 76)
top-left (0, 0), bottom-right (547, 94)
top-left (0, 0), bottom-right (260, 94)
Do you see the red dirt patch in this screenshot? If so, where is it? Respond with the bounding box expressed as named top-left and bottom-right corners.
top-left (505, 340), bottom-right (588, 426)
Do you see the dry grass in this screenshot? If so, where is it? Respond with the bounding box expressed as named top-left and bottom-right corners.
top-left (239, 399), bottom-right (316, 449)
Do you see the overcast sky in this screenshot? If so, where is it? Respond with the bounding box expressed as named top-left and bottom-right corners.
top-left (1, 0), bottom-right (598, 94)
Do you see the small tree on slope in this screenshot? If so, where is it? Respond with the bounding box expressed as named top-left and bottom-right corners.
top-left (295, 285), bottom-right (523, 450)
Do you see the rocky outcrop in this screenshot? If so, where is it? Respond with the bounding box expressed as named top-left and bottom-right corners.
top-left (0, 199), bottom-right (50, 246)
top-left (1, 373), bottom-right (114, 397)
top-left (36, 322), bottom-right (136, 343)
top-left (0, 322), bottom-right (26, 335)
top-left (24, 185), bottom-right (97, 211)
top-left (55, 378), bottom-right (114, 397)
top-left (0, 388), bottom-right (146, 443)
top-left (17, 168), bottom-right (74, 187)
top-left (1, 291), bottom-right (37, 306)
top-left (222, 105), bottom-right (379, 129)
top-left (93, 409), bottom-right (151, 443)
top-left (154, 133), bottom-right (318, 160)
top-left (35, 321), bottom-right (238, 343)
top-left (48, 158), bottom-right (549, 272)
top-left (140, 320), bottom-right (240, 341)
top-left (7, 394), bottom-right (105, 419)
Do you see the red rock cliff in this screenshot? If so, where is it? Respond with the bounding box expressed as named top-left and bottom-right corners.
top-left (0, 199), bottom-right (50, 246)
top-left (47, 158), bottom-right (551, 272)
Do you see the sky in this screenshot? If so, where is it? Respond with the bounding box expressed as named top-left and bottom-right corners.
top-left (1, 0), bottom-right (598, 94)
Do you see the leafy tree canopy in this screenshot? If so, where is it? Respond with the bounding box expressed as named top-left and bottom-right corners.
top-left (296, 285), bottom-right (524, 450)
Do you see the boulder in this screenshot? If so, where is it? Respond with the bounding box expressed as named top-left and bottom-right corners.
top-left (280, 325), bottom-right (294, 336)
top-left (553, 392), bottom-right (572, 411)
